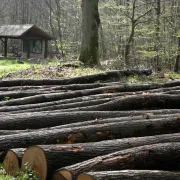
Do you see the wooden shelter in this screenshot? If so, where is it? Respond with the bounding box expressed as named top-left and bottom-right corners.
top-left (0, 24), bottom-right (53, 59)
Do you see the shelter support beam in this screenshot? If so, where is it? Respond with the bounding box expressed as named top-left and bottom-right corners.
top-left (4, 37), bottom-right (8, 57)
top-left (44, 40), bottom-right (48, 59)
top-left (27, 39), bottom-right (30, 59)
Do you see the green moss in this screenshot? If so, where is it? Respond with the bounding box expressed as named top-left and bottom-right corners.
top-left (78, 35), bottom-right (100, 66)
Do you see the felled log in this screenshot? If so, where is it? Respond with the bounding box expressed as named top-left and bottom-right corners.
top-left (1, 109), bottom-right (180, 130)
top-left (0, 84), bottom-right (149, 106)
top-left (164, 90), bottom-right (180, 95)
top-left (0, 111), bottom-right (125, 130)
top-left (1, 80), bottom-right (180, 106)
top-left (48, 82), bottom-right (123, 91)
top-left (0, 83), bottom-right (118, 92)
top-left (77, 170), bottom-right (180, 180)
top-left (0, 117), bottom-right (180, 150)
top-left (0, 69), bottom-right (152, 87)
top-left (0, 94), bottom-right (120, 113)
top-left (0, 85), bottom-right (48, 91)
top-left (0, 113), bottom-right (178, 135)
top-left (0, 91), bottom-right (45, 101)
top-left (21, 133), bottom-right (180, 180)
top-left (3, 148), bottom-right (25, 175)
top-left (8, 97), bottom-right (116, 114)
top-left (61, 94), bottom-right (180, 111)
top-left (53, 142), bottom-right (180, 180)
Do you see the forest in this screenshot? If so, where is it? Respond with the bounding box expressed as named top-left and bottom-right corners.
top-left (0, 1), bottom-right (180, 180)
top-left (0, 0), bottom-right (179, 71)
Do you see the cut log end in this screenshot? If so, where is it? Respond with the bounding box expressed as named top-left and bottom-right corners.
top-left (53, 170), bottom-right (72, 180)
top-left (77, 174), bottom-right (93, 180)
top-left (3, 150), bottom-right (20, 175)
top-left (21, 146), bottom-right (47, 180)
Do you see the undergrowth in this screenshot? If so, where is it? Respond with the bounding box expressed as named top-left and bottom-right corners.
top-left (0, 164), bottom-right (39, 180)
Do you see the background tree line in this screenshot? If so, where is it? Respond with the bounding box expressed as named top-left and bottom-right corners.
top-left (0, 0), bottom-right (179, 71)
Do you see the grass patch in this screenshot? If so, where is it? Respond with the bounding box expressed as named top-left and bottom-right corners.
top-left (0, 60), bottom-right (37, 78)
top-left (125, 73), bottom-right (180, 84)
top-left (0, 59), bottom-right (103, 79)
top-left (0, 163), bottom-right (39, 180)
top-left (0, 59), bottom-right (179, 81)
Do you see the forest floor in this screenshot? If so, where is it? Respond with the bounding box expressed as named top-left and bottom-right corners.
top-left (0, 59), bottom-right (179, 82)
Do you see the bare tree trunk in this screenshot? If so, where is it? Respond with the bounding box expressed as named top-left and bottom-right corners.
top-left (174, 37), bottom-right (180, 72)
top-left (154, 0), bottom-right (161, 71)
top-left (78, 0), bottom-right (100, 66)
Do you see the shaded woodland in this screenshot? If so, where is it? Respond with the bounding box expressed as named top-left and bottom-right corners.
top-left (0, 0), bottom-right (179, 71)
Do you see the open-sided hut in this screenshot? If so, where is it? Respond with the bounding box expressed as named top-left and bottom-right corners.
top-left (0, 24), bottom-right (53, 59)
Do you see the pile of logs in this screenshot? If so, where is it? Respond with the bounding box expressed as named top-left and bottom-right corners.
top-left (0, 69), bottom-right (180, 180)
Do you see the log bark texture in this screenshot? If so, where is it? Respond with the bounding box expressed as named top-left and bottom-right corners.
top-left (22, 133), bottom-right (180, 179)
top-left (53, 142), bottom-right (180, 180)
top-left (0, 113), bottom-right (178, 135)
top-left (1, 81), bottom-right (180, 106)
top-left (77, 170), bottom-right (180, 180)
top-left (0, 69), bottom-right (152, 87)
top-left (0, 94), bottom-right (120, 113)
top-left (0, 117), bottom-right (180, 150)
top-left (59, 94), bottom-right (180, 111)
top-left (1, 110), bottom-right (180, 130)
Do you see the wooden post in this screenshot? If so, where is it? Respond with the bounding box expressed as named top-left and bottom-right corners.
top-left (44, 40), bottom-right (48, 59)
top-left (27, 39), bottom-right (30, 59)
top-left (4, 37), bottom-right (8, 58)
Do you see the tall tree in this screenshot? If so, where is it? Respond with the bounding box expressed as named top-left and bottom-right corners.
top-left (154, 0), bottom-right (161, 70)
top-left (78, 0), bottom-right (100, 66)
top-left (174, 36), bottom-right (180, 72)
top-left (124, 0), bottom-right (153, 67)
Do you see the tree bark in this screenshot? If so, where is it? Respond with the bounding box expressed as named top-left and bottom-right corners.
top-left (22, 133), bottom-right (180, 180)
top-left (0, 69), bottom-right (152, 87)
top-left (0, 117), bottom-right (179, 150)
top-left (0, 86), bottom-right (180, 113)
top-left (174, 37), bottom-right (180, 72)
top-left (77, 170), bottom-right (180, 180)
top-left (53, 142), bottom-right (180, 180)
top-left (0, 94), bottom-right (120, 113)
top-left (2, 81), bottom-right (180, 107)
top-left (7, 97), bottom-right (115, 114)
top-left (0, 91), bottom-right (46, 101)
top-left (0, 110), bottom-right (180, 130)
top-left (0, 113), bottom-right (178, 135)
top-left (78, 0), bottom-right (100, 66)
top-left (61, 94), bottom-right (180, 111)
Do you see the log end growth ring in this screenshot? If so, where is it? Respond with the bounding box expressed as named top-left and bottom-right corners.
top-left (53, 170), bottom-right (72, 180)
top-left (3, 150), bottom-right (20, 175)
top-left (77, 174), bottom-right (93, 180)
top-left (21, 146), bottom-right (47, 180)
